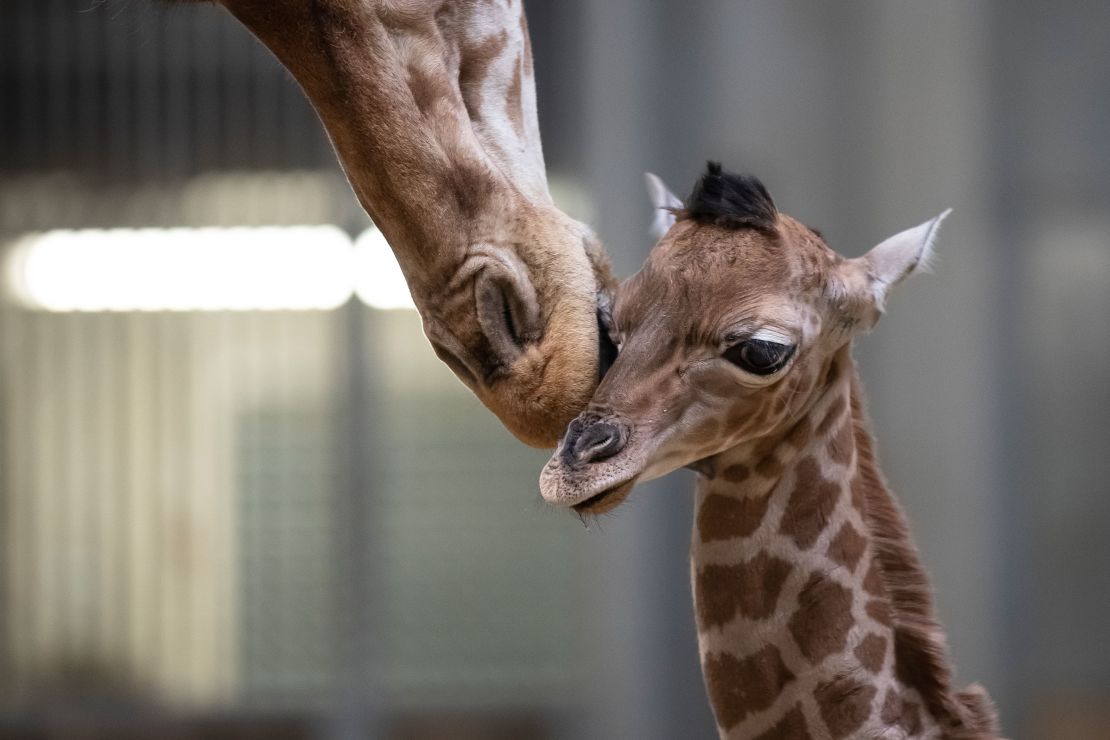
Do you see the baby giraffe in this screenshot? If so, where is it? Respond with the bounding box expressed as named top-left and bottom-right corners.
top-left (540, 164), bottom-right (1000, 739)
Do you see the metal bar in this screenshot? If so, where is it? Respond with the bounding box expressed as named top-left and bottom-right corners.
top-left (323, 299), bottom-right (383, 739)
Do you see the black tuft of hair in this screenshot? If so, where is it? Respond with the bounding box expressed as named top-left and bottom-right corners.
top-left (685, 162), bottom-right (777, 233)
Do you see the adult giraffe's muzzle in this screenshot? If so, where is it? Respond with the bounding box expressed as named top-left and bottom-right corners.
top-left (419, 218), bottom-right (616, 449)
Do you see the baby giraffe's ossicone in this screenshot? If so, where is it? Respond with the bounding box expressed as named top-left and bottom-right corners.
top-left (539, 164), bottom-right (999, 739)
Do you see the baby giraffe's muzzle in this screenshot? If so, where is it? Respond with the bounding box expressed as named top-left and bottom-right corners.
top-left (540, 412), bottom-right (640, 514)
top-left (560, 416), bottom-right (628, 468)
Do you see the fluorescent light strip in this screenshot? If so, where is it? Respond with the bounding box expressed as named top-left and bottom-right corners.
top-left (353, 227), bottom-right (416, 310)
top-left (4, 226), bottom-right (418, 313)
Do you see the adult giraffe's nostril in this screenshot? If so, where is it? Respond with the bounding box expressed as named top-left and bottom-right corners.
top-left (474, 259), bottom-right (542, 368)
top-left (562, 418), bottom-right (626, 467)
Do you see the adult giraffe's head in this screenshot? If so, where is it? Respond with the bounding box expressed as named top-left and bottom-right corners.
top-left (541, 162), bottom-right (948, 513)
top-left (173, 0), bottom-right (616, 447)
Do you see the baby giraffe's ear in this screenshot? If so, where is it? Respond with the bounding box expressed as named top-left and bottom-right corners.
top-left (645, 172), bottom-right (683, 241)
top-left (834, 209), bottom-right (951, 327)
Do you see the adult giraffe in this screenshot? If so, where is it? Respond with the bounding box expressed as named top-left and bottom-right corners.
top-left (173, 0), bottom-right (615, 446)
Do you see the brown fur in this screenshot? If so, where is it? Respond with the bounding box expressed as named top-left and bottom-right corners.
top-left (695, 553), bottom-right (793, 627)
top-left (814, 677), bottom-right (877, 738)
top-left (779, 457), bottom-right (842, 550)
top-left (787, 573), bottom-right (855, 663)
top-left (698, 491), bottom-right (772, 542)
top-left (826, 521), bottom-right (867, 571)
top-left (751, 705), bottom-right (810, 740)
top-left (704, 645), bottom-right (796, 730)
top-left (854, 633), bottom-right (888, 673)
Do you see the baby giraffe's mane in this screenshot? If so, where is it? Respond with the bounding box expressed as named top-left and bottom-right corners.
top-left (849, 367), bottom-right (998, 738)
top-left (685, 161), bottom-right (778, 234)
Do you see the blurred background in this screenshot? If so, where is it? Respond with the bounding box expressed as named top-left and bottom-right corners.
top-left (1, 1), bottom-right (1108, 738)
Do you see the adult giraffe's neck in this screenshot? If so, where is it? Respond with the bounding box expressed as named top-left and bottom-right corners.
top-left (216, 0), bottom-right (549, 283)
top-left (689, 351), bottom-right (991, 739)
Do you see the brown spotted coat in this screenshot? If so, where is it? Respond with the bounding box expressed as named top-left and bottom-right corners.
top-left (541, 168), bottom-right (1000, 738)
top-left (692, 361), bottom-right (998, 738)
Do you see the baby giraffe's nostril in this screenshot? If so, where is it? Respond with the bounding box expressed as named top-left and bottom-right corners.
top-left (572, 421), bottom-right (624, 464)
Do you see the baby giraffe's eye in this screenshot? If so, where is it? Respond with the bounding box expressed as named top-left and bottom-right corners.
top-left (723, 339), bottom-right (796, 376)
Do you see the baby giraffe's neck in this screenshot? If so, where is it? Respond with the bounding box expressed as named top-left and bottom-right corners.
top-left (690, 349), bottom-right (995, 739)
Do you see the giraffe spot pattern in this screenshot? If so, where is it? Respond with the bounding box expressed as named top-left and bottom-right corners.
top-left (703, 645), bottom-right (796, 731)
top-left (695, 552), bottom-right (793, 628)
top-left (756, 454), bottom-right (785, 479)
top-left (752, 432), bottom-right (781, 461)
top-left (445, 157), bottom-right (496, 219)
top-left (407, 62), bottom-right (451, 116)
top-left (698, 492), bottom-right (772, 542)
top-left (881, 690), bottom-right (924, 735)
top-left (784, 416), bottom-right (814, 450)
top-left (854, 633), bottom-right (888, 673)
top-left (866, 599), bottom-right (892, 627)
top-left (779, 456), bottom-right (841, 550)
top-left (826, 521), bottom-right (867, 572)
top-left (788, 573), bottom-right (854, 663)
top-left (814, 676), bottom-right (877, 738)
top-left (459, 29), bottom-right (510, 117)
top-left (721, 463), bottom-right (751, 483)
top-left (726, 403), bottom-right (753, 429)
top-left (752, 704), bottom-right (811, 740)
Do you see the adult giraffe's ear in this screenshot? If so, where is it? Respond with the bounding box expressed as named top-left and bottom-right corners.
top-left (833, 209), bottom-right (951, 327)
top-left (645, 173), bottom-right (683, 241)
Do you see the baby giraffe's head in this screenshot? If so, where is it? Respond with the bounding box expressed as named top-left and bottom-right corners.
top-left (540, 163), bottom-right (948, 515)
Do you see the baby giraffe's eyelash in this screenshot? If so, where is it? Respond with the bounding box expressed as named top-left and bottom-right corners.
top-left (750, 327), bottom-right (795, 345)
top-left (721, 327), bottom-right (795, 349)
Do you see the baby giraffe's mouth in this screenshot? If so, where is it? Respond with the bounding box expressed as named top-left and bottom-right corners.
top-left (571, 478), bottom-right (637, 516)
